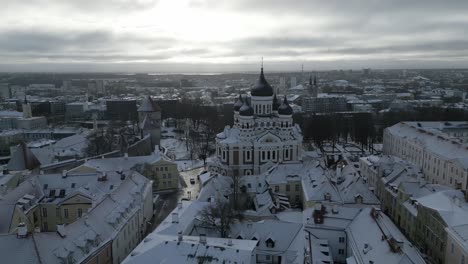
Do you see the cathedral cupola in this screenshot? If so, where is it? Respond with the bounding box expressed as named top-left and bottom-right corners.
top-left (233, 94), bottom-right (243, 112)
top-left (250, 67), bottom-right (274, 97)
top-left (239, 100), bottom-right (254, 116)
top-left (278, 96), bottom-right (293, 115)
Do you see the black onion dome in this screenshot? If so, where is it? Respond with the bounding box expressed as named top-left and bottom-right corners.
top-left (251, 68), bottom-right (274, 97)
top-left (272, 94), bottom-right (280, 111)
top-left (234, 94), bottom-right (244, 111)
top-left (239, 101), bottom-right (254, 116)
top-left (278, 96), bottom-right (293, 115)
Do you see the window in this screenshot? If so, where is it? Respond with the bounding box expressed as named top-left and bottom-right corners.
top-left (56, 208), bottom-right (60, 218)
top-left (339, 237), bottom-right (345, 243)
top-left (286, 184), bottom-right (290, 191)
top-left (266, 238), bottom-right (275, 248)
top-left (247, 183), bottom-right (251, 188)
top-left (71, 183), bottom-right (76, 188)
top-left (338, 249), bottom-right (345, 255)
top-left (42, 208), bottom-right (47, 217)
top-left (78, 208), bottom-right (83, 218)
top-left (64, 209), bottom-right (69, 218)
top-left (295, 184), bottom-right (300, 191)
top-left (451, 243), bottom-right (454, 254)
top-left (274, 186), bottom-right (279, 192)
top-left (462, 255), bottom-right (465, 264)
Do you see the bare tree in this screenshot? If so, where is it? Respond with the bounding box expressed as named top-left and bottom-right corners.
top-left (200, 201), bottom-right (243, 238)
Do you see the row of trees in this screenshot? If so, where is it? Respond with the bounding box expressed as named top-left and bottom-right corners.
top-left (296, 112), bottom-right (376, 150)
top-left (295, 107), bottom-right (468, 151)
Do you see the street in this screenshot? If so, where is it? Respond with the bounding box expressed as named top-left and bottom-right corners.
top-left (148, 167), bottom-right (204, 232)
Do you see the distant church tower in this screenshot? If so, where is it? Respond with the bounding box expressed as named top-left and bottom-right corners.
top-left (307, 75), bottom-right (318, 97)
top-left (22, 95), bottom-right (32, 118)
top-left (138, 96), bottom-right (161, 149)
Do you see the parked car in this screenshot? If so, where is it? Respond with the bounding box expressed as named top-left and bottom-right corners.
top-left (190, 178), bottom-right (196, 184)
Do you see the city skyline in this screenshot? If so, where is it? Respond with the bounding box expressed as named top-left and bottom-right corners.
top-left (2, 0), bottom-right (468, 72)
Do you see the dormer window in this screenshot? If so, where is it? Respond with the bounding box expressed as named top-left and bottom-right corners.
top-left (266, 238), bottom-right (275, 248)
top-left (237, 235), bottom-right (243, 239)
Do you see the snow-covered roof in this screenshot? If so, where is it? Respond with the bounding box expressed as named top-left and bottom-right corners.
top-left (34, 172), bottom-right (151, 264)
top-left (0, 234), bottom-right (41, 264)
top-left (197, 175), bottom-right (233, 204)
top-left (386, 122), bottom-right (468, 169)
top-left (229, 219), bottom-right (304, 264)
top-left (416, 189), bottom-right (468, 227)
top-left (123, 234), bottom-right (257, 264)
top-left (337, 164), bottom-right (380, 204)
top-left (347, 208), bottom-right (425, 264)
top-left (75, 152), bottom-right (162, 172)
top-left (7, 142), bottom-right (41, 171)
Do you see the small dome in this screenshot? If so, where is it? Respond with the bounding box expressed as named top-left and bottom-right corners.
top-left (272, 94), bottom-right (280, 111)
top-left (233, 94), bottom-right (243, 112)
top-left (239, 101), bottom-right (254, 116)
top-left (278, 96), bottom-right (293, 115)
top-left (251, 68), bottom-right (274, 97)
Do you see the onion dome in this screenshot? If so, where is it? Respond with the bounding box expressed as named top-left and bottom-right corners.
top-left (239, 101), bottom-right (254, 116)
top-left (278, 96), bottom-right (293, 115)
top-left (272, 94), bottom-right (280, 111)
top-left (233, 94), bottom-right (243, 112)
top-left (251, 67), bottom-right (274, 97)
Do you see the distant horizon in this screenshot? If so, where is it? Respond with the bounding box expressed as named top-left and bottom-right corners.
top-left (2, 61), bottom-right (468, 74)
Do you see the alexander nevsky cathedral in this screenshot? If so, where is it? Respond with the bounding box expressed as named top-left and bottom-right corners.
top-left (209, 67), bottom-right (303, 177)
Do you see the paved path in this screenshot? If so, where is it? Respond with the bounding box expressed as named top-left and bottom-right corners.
top-left (148, 167), bottom-right (205, 232)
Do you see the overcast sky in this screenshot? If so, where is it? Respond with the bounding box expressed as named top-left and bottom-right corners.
top-left (1, 0), bottom-right (468, 72)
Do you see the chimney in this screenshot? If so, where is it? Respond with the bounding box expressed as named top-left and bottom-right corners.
top-left (124, 153), bottom-right (128, 160)
top-left (98, 171), bottom-right (107, 181)
top-left (17, 222), bottom-right (28, 238)
top-left (178, 231), bottom-right (183, 242)
top-left (227, 236), bottom-right (233, 246)
top-left (172, 212), bottom-right (179, 223)
top-left (332, 205), bottom-right (339, 214)
top-left (199, 234), bottom-right (207, 245)
top-left (56, 224), bottom-right (66, 237)
top-left (61, 170), bottom-right (68, 178)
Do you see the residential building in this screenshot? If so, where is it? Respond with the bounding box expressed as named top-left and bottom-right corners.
top-left (70, 151), bottom-right (179, 192)
top-left (383, 122), bottom-right (468, 190)
top-left (301, 95), bottom-right (347, 113)
top-left (0, 169), bottom-right (153, 264)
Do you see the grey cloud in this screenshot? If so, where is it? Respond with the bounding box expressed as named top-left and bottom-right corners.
top-left (3, 0), bottom-right (159, 14)
top-left (0, 28), bottom-right (177, 60)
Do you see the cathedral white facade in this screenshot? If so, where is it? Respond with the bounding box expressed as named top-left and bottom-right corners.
top-left (209, 68), bottom-right (303, 177)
